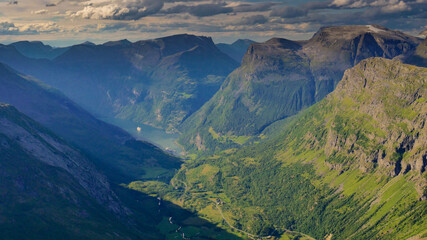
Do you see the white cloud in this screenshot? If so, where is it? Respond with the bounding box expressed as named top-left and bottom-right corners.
top-left (331, 0), bottom-right (412, 12)
top-left (0, 21), bottom-right (62, 34)
top-left (380, 1), bottom-right (411, 12)
top-left (70, 0), bottom-right (164, 20)
top-left (331, 0), bottom-right (353, 7)
top-left (32, 9), bottom-right (49, 14)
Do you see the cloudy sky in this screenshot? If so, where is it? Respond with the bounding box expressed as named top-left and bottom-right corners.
top-left (0, 0), bottom-right (425, 46)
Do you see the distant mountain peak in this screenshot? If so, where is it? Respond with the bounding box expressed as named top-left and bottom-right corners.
top-left (264, 37), bottom-right (301, 50)
top-left (231, 39), bottom-right (256, 47)
top-left (216, 39), bottom-right (256, 63)
top-left (102, 39), bottom-right (132, 47)
top-left (312, 25), bottom-right (418, 42)
top-left (8, 40), bottom-right (69, 60)
top-left (81, 41), bottom-right (96, 46)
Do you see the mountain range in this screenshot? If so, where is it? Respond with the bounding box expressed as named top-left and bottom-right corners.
top-left (0, 34), bottom-right (238, 132)
top-left (178, 25), bottom-right (422, 153)
top-left (0, 24), bottom-right (426, 240)
top-left (8, 41), bottom-right (69, 60)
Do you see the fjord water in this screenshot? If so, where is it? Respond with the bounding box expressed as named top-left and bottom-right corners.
top-left (101, 117), bottom-right (182, 154)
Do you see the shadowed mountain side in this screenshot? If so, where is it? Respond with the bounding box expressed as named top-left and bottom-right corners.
top-left (0, 103), bottom-right (145, 239)
top-left (0, 104), bottom-right (242, 240)
top-left (0, 34), bottom-right (239, 132)
top-left (0, 63), bottom-right (181, 183)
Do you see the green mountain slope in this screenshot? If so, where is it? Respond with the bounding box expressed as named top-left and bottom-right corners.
top-left (0, 63), bottom-right (180, 182)
top-left (141, 58), bottom-right (427, 239)
top-left (178, 25), bottom-right (422, 153)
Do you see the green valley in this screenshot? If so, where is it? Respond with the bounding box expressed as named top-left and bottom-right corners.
top-left (130, 58), bottom-right (427, 239)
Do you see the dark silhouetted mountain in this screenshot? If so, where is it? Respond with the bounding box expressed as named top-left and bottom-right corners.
top-left (0, 63), bottom-right (180, 182)
top-left (167, 58), bottom-right (427, 239)
top-left (178, 25), bottom-right (422, 153)
top-left (0, 34), bottom-right (239, 132)
top-left (9, 41), bottom-right (69, 60)
top-left (216, 39), bottom-right (256, 62)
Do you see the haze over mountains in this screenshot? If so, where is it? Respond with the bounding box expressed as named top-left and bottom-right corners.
top-left (0, 63), bottom-right (180, 182)
top-left (0, 59), bottom-right (238, 240)
top-left (0, 24), bottom-right (426, 240)
top-left (0, 34), bottom-right (238, 132)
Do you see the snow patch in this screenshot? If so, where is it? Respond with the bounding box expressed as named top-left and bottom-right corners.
top-left (367, 25), bottom-right (385, 33)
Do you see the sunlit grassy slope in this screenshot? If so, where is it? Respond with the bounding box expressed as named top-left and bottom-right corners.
top-left (130, 58), bottom-right (427, 239)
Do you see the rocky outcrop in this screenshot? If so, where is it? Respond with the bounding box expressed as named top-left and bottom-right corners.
top-left (330, 58), bottom-right (426, 179)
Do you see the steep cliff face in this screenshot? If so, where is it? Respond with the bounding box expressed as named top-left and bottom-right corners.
top-left (163, 58), bottom-right (427, 240)
top-left (326, 58), bottom-right (426, 178)
top-left (178, 25), bottom-right (422, 153)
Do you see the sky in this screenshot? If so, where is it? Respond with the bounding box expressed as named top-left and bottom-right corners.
top-left (0, 0), bottom-right (425, 46)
